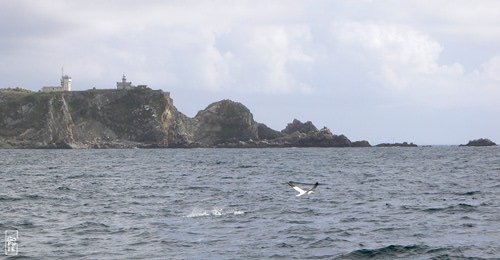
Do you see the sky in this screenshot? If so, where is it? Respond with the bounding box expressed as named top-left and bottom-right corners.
top-left (1, 0), bottom-right (499, 145)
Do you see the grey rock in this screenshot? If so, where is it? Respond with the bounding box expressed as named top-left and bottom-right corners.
top-left (460, 138), bottom-right (496, 146)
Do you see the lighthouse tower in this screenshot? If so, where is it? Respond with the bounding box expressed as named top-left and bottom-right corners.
top-left (116, 74), bottom-right (133, 89)
top-left (60, 67), bottom-right (72, 91)
top-left (61, 75), bottom-right (72, 91)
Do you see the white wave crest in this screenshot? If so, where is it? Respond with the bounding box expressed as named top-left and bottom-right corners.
top-left (186, 207), bottom-right (245, 218)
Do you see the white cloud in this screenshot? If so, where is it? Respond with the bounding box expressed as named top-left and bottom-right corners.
top-left (482, 55), bottom-right (500, 82)
top-left (332, 21), bottom-right (463, 90)
top-left (414, 1), bottom-right (500, 42)
top-left (236, 25), bottom-right (314, 93)
top-left (160, 24), bottom-right (316, 93)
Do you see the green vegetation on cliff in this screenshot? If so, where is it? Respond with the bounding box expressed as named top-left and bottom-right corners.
top-left (0, 91), bottom-right (53, 136)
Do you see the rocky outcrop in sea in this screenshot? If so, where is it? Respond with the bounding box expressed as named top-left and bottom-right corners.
top-left (460, 138), bottom-right (497, 147)
top-left (376, 142), bottom-right (418, 147)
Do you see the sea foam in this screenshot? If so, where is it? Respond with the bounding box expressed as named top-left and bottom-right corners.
top-left (186, 207), bottom-right (245, 218)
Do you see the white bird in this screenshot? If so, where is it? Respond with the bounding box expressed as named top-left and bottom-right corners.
top-left (288, 181), bottom-right (319, 196)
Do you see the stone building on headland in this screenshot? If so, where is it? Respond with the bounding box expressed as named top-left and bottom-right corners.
top-left (41, 74), bottom-right (72, 92)
top-left (116, 75), bottom-right (147, 90)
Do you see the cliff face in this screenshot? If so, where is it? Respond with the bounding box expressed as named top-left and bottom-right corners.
top-left (0, 89), bottom-right (189, 148)
top-left (0, 89), bottom-right (362, 148)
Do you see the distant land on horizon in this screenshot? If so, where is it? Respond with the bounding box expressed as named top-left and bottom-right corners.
top-left (0, 88), bottom-right (496, 149)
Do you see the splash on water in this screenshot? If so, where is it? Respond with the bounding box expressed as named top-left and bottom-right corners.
top-left (186, 207), bottom-right (245, 218)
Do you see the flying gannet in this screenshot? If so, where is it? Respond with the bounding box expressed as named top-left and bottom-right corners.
top-left (288, 181), bottom-right (319, 196)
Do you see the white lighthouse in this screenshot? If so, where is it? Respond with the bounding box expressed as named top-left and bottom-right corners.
top-left (41, 68), bottom-right (73, 92)
top-left (61, 74), bottom-right (72, 91)
top-left (116, 74), bottom-right (133, 89)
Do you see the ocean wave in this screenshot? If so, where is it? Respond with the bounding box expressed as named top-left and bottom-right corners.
top-left (237, 165), bottom-right (257, 168)
top-left (62, 221), bottom-right (111, 234)
top-left (401, 203), bottom-right (479, 214)
top-left (423, 203), bottom-right (477, 213)
top-left (336, 244), bottom-right (430, 259)
top-left (24, 194), bottom-right (44, 200)
top-left (308, 236), bottom-right (336, 248)
top-left (454, 190), bottom-right (481, 196)
top-left (185, 186), bottom-right (212, 190)
top-left (336, 244), bottom-right (487, 259)
top-left (185, 207), bottom-right (245, 218)
top-left (0, 195), bottom-right (23, 201)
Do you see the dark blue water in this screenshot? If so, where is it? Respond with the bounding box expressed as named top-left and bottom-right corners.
top-left (1, 147), bottom-right (499, 259)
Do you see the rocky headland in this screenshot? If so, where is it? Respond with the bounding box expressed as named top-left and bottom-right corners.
top-left (0, 88), bottom-right (370, 149)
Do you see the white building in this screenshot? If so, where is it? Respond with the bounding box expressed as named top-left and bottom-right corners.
top-left (117, 75), bottom-right (133, 89)
top-left (117, 75), bottom-right (148, 89)
top-left (42, 74), bottom-right (72, 92)
top-left (61, 75), bottom-right (72, 91)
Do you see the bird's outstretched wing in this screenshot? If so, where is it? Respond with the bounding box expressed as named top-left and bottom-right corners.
top-left (288, 181), bottom-right (306, 195)
top-left (308, 182), bottom-right (319, 192)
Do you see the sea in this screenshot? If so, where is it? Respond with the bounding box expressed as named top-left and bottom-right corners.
top-left (1, 146), bottom-right (499, 259)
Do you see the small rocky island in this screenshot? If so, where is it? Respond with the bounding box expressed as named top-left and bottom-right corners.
top-left (376, 142), bottom-right (418, 147)
top-left (460, 138), bottom-right (497, 147)
top-left (0, 88), bottom-right (372, 149)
